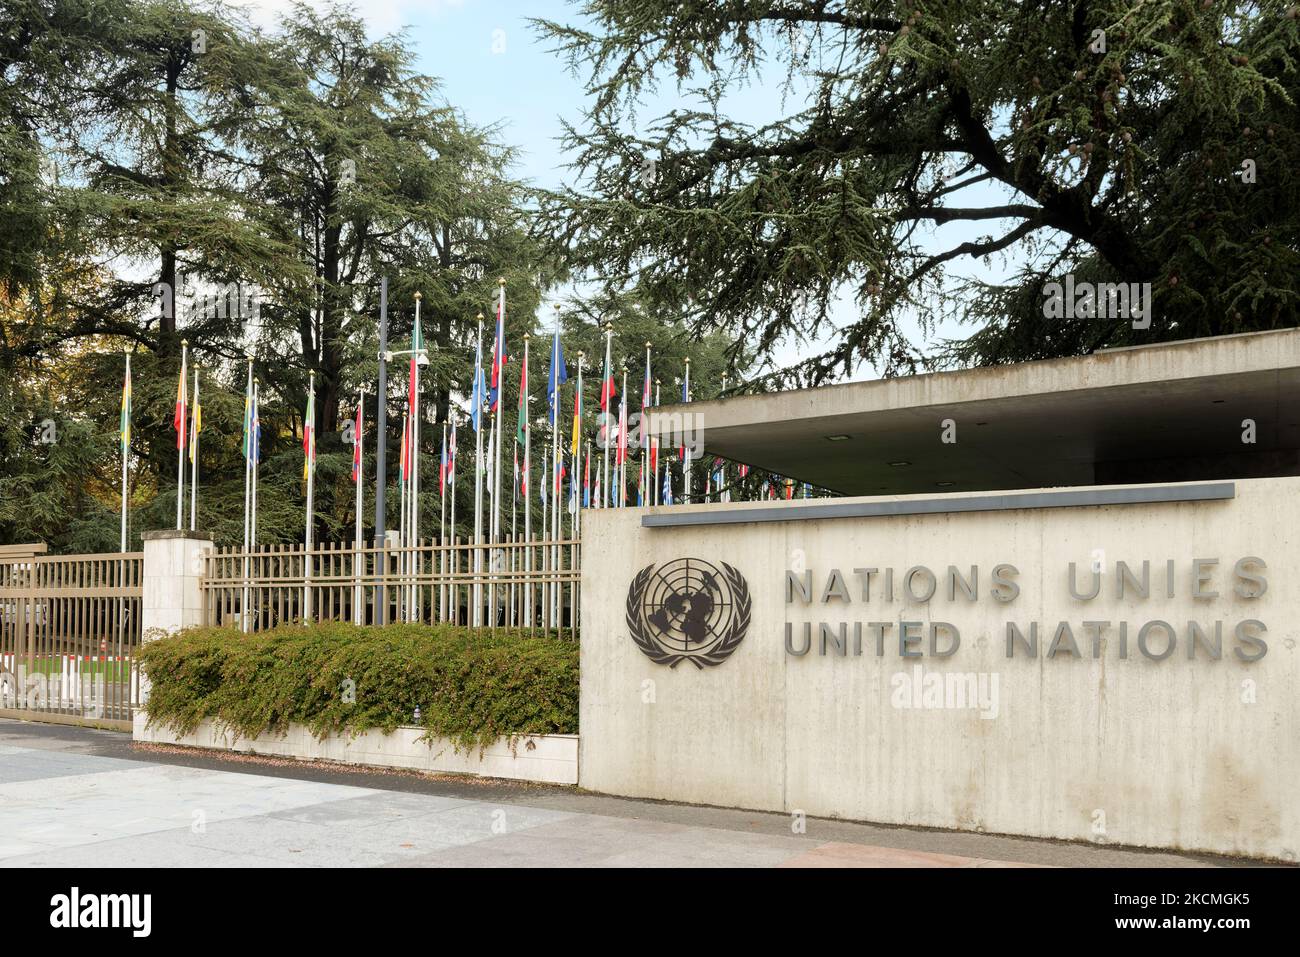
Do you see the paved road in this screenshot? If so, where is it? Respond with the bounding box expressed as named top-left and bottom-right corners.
top-left (0, 718), bottom-right (1249, 868)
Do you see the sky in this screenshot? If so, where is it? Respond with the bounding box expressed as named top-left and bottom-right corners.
top-left (232, 0), bottom-right (1023, 382)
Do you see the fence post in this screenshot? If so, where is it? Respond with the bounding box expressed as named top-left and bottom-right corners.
top-left (141, 529), bottom-right (213, 644)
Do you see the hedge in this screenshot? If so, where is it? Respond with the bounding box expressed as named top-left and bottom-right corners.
top-left (138, 623), bottom-right (579, 753)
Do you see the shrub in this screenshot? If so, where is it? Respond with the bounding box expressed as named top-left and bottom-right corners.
top-left (138, 623), bottom-right (579, 753)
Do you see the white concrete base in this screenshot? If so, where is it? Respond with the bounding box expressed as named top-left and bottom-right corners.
top-left (133, 715), bottom-right (578, 785)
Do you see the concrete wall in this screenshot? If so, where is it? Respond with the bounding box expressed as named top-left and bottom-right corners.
top-left (134, 716), bottom-right (579, 785)
top-left (580, 478), bottom-right (1299, 860)
top-left (141, 529), bottom-right (212, 639)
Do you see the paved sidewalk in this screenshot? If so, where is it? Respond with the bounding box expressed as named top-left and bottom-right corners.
top-left (0, 718), bottom-right (1247, 868)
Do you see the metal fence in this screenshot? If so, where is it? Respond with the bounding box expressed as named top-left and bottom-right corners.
top-left (202, 536), bottom-right (581, 637)
top-left (0, 544), bottom-right (143, 730)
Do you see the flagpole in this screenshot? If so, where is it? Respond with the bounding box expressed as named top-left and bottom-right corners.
top-left (682, 356), bottom-right (692, 504)
top-left (118, 350), bottom-right (131, 681)
top-left (514, 434), bottom-right (520, 629)
top-left (189, 364), bottom-right (199, 531)
top-left (653, 378), bottom-right (661, 505)
top-left (304, 371), bottom-right (316, 620)
top-left (572, 353), bottom-right (583, 539)
top-left (719, 372), bottom-right (729, 503)
top-left (549, 306), bottom-right (562, 628)
top-left (618, 364), bottom-right (628, 507)
top-left (252, 380), bottom-right (260, 547)
top-left (449, 421), bottom-right (457, 624)
top-left (175, 339), bottom-right (188, 529)
top-left (241, 357), bottom-right (253, 633)
top-left (541, 445), bottom-right (548, 626)
top-left (522, 334), bottom-right (532, 628)
top-left (399, 414), bottom-right (408, 622)
top-left (641, 342), bottom-right (651, 509)
top-left (354, 389), bottom-right (365, 625)
top-left (473, 314), bottom-right (485, 627)
top-left (602, 322), bottom-right (613, 508)
top-left (411, 292), bottom-right (422, 624)
top-left (491, 279), bottom-right (507, 626)
top-left (440, 420), bottom-right (448, 623)
top-left (120, 351), bottom-right (131, 553)
top-left (486, 415), bottom-right (496, 628)
top-left (250, 377), bottom-right (261, 631)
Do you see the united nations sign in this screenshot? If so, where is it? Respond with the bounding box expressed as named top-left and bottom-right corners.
top-left (625, 558), bottom-right (751, 668)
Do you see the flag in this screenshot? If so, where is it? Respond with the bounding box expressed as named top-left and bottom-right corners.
top-left (408, 314), bottom-right (423, 412)
top-left (351, 402), bottom-right (362, 483)
top-left (547, 327), bottom-right (567, 425)
top-left (485, 423), bottom-right (495, 497)
top-left (640, 351), bottom-right (652, 445)
top-left (440, 428), bottom-right (448, 494)
top-left (302, 386), bottom-right (315, 481)
top-left (540, 450), bottom-right (548, 506)
top-left (785, 477), bottom-right (794, 500)
top-left (570, 380), bottom-right (582, 458)
top-left (490, 295), bottom-right (506, 412)
top-left (600, 335), bottom-right (616, 412)
top-left (173, 358), bottom-right (187, 450)
top-left (583, 450), bottom-right (590, 508)
top-left (678, 364), bottom-right (691, 460)
top-left (662, 469), bottom-right (673, 505)
top-left (471, 339), bottom-right (485, 433)
top-left (251, 388), bottom-right (261, 464)
top-left (119, 360), bottom-right (131, 454)
top-left (515, 346), bottom-right (528, 444)
top-left (399, 416), bottom-right (409, 482)
top-left (448, 420), bottom-right (457, 479)
top-left (188, 378), bottom-right (202, 464)
top-left (241, 381), bottom-right (253, 465)
top-left (616, 396), bottom-right (628, 466)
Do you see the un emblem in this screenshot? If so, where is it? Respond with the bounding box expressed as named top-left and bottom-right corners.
top-left (626, 558), bottom-right (751, 669)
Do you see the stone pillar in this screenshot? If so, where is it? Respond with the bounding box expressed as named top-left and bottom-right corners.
top-left (141, 529), bottom-right (213, 641)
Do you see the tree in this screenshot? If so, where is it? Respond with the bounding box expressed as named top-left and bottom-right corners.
top-left (534, 1), bottom-right (1300, 382)
top-left (0, 0), bottom-right (554, 551)
top-left (243, 2), bottom-right (554, 543)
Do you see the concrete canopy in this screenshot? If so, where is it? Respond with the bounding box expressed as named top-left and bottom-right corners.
top-left (648, 328), bottom-right (1300, 497)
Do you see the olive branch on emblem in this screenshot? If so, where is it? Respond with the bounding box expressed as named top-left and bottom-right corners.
top-left (625, 561), bottom-right (751, 669)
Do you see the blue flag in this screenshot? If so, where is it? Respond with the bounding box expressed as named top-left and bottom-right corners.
top-left (547, 328), bottom-right (568, 425)
top-left (471, 339), bottom-right (485, 433)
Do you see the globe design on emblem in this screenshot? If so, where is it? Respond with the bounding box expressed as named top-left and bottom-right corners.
top-left (640, 558), bottom-right (733, 655)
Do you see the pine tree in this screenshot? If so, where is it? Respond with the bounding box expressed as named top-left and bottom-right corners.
top-left (534, 1), bottom-right (1300, 381)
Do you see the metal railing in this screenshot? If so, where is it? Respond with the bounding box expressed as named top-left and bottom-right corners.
top-left (0, 545), bottom-right (143, 729)
top-left (202, 536), bottom-right (581, 637)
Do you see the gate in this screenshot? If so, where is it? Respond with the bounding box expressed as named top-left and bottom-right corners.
top-left (0, 544), bottom-right (144, 730)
